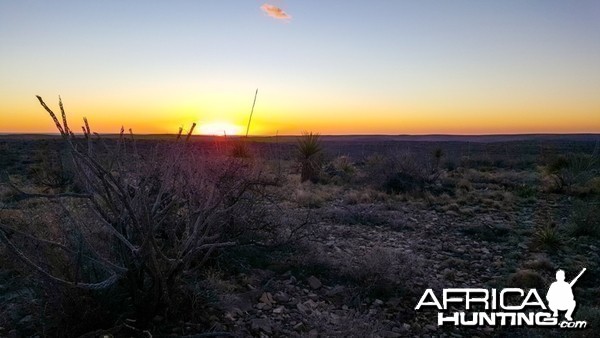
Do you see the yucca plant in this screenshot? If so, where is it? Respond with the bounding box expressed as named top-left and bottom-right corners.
top-left (297, 131), bottom-right (323, 182)
top-left (534, 224), bottom-right (562, 250)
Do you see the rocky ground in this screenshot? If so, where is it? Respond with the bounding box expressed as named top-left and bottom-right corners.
top-left (1, 185), bottom-right (599, 337)
top-left (185, 191), bottom-right (599, 337)
top-left (1, 138), bottom-right (599, 337)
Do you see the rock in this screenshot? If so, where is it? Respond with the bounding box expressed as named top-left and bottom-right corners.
top-left (381, 331), bottom-right (402, 338)
top-left (259, 292), bottom-right (274, 305)
top-left (425, 324), bottom-right (437, 331)
top-left (273, 306), bottom-right (285, 314)
top-left (293, 322), bottom-right (305, 331)
top-left (297, 302), bottom-right (310, 314)
top-left (304, 299), bottom-right (318, 309)
top-left (326, 285), bottom-right (345, 296)
top-left (308, 329), bottom-right (319, 338)
top-left (251, 318), bottom-right (272, 334)
top-left (231, 290), bottom-right (262, 311)
top-left (308, 293), bottom-right (319, 301)
top-left (224, 312), bottom-right (236, 321)
top-left (274, 292), bottom-right (290, 303)
top-left (329, 312), bottom-right (341, 325)
top-left (386, 298), bottom-right (400, 308)
top-left (307, 275), bottom-right (322, 289)
top-left (373, 299), bottom-right (384, 306)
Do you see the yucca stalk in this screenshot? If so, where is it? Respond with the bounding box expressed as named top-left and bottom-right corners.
top-left (231, 89), bottom-right (258, 158)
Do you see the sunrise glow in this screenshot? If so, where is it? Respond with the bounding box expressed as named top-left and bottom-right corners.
top-left (0, 1), bottom-right (599, 135)
top-left (198, 122), bottom-right (243, 136)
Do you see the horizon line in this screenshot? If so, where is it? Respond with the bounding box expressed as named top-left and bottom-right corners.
top-left (1, 132), bottom-right (600, 137)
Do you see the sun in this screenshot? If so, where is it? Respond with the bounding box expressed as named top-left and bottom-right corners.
top-left (197, 122), bottom-right (243, 136)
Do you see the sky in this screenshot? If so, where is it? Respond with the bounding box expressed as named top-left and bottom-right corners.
top-left (1, 0), bottom-right (599, 135)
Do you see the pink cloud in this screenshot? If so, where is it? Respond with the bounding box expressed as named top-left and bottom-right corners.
top-left (260, 3), bottom-right (291, 20)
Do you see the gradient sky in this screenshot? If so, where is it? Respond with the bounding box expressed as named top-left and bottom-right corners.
top-left (1, 0), bottom-right (599, 135)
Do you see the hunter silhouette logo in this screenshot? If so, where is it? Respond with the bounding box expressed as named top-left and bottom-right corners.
top-left (546, 268), bottom-right (585, 321)
top-left (415, 267), bottom-right (588, 329)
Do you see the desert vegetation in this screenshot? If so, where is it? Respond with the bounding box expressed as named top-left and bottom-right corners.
top-left (0, 98), bottom-right (599, 337)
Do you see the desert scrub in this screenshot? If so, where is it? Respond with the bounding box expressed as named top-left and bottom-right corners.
top-left (28, 141), bottom-right (74, 192)
top-left (455, 178), bottom-right (473, 191)
top-left (297, 131), bottom-right (323, 182)
top-left (507, 269), bottom-right (545, 289)
top-left (230, 138), bottom-right (251, 158)
top-left (533, 225), bottom-right (562, 250)
top-left (544, 152), bottom-right (599, 193)
top-left (323, 155), bottom-right (356, 184)
top-left (363, 151), bottom-right (443, 195)
top-left (0, 142), bottom-right (18, 171)
top-left (514, 183), bottom-right (537, 200)
top-left (342, 247), bottom-right (424, 299)
top-left (294, 188), bottom-right (324, 208)
top-left (568, 199), bottom-right (600, 238)
top-left (343, 188), bottom-right (387, 205)
top-left (0, 96), bottom-right (277, 327)
top-left (294, 183), bottom-right (339, 208)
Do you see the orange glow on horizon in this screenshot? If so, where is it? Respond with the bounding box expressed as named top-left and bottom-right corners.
top-left (0, 94), bottom-right (598, 136)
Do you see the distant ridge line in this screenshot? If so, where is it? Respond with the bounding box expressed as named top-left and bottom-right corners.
top-left (1, 133), bottom-right (599, 143)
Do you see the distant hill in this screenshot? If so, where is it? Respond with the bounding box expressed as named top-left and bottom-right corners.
top-left (0, 133), bottom-right (599, 143)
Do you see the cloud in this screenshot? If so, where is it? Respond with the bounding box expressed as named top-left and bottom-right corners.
top-left (260, 3), bottom-right (291, 20)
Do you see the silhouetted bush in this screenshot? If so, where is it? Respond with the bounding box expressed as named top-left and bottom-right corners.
top-left (0, 97), bottom-right (278, 333)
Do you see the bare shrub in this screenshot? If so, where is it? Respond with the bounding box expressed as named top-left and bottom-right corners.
top-left (341, 247), bottom-right (424, 299)
top-left (544, 151), bottom-right (599, 193)
top-left (0, 96), bottom-right (277, 327)
top-left (363, 151), bottom-right (442, 194)
top-left (323, 155), bottom-right (356, 184)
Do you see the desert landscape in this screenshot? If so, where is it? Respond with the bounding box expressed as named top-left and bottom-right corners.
top-left (0, 99), bottom-right (598, 337)
top-left (1, 1), bottom-right (599, 337)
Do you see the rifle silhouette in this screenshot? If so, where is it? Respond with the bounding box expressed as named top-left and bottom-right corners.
top-left (569, 268), bottom-right (586, 287)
